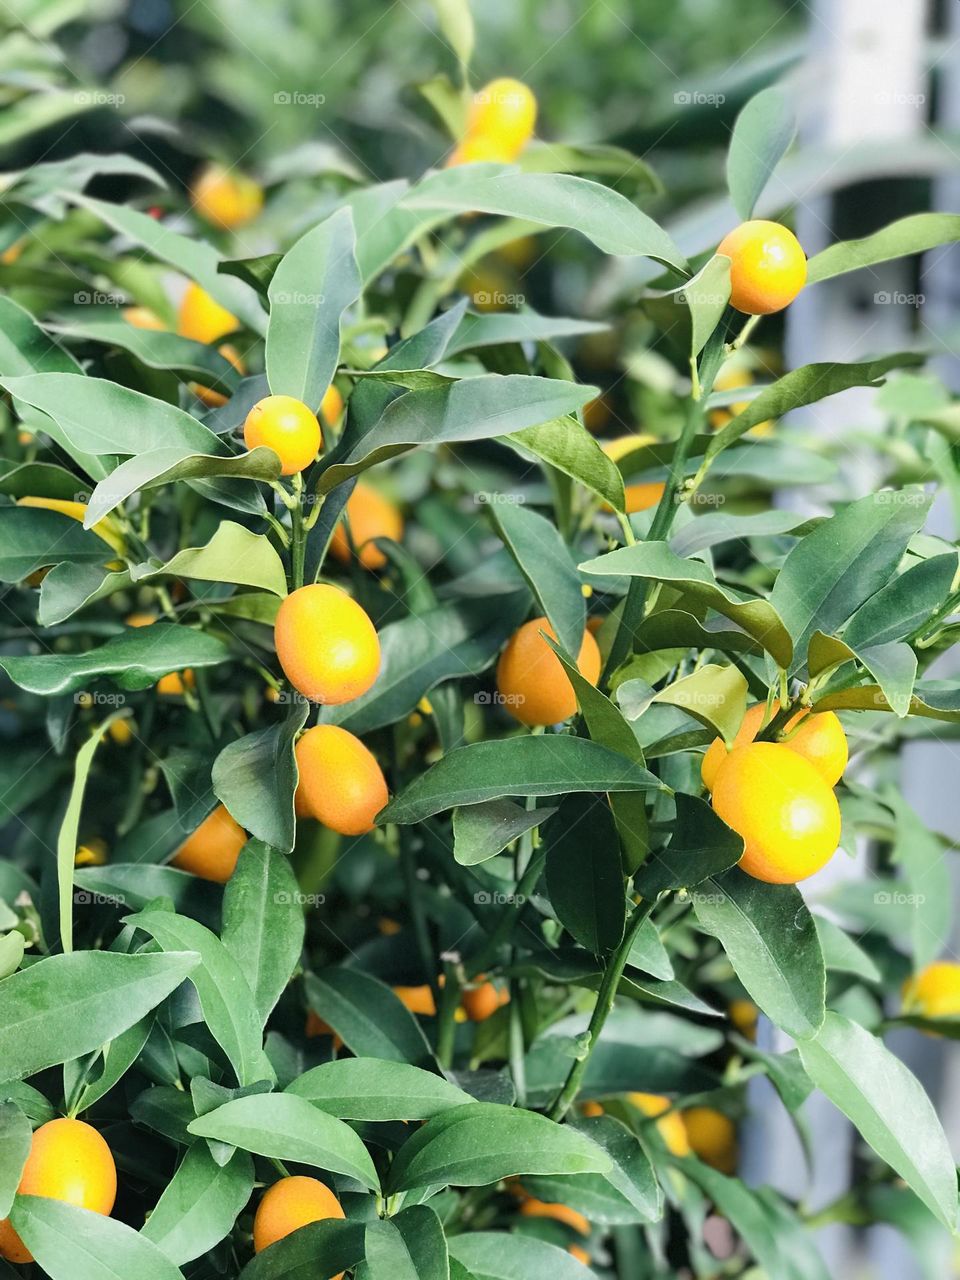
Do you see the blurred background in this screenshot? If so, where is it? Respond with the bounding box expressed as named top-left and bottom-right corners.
top-left (1, 0), bottom-right (958, 1275)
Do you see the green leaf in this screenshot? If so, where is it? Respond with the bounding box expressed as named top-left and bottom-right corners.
top-left (72, 1016), bottom-right (153, 1114)
top-left (0, 506), bottom-right (113, 583)
top-left (0, 933), bottom-right (25, 982)
top-left (726, 87), bottom-right (796, 220)
top-left (212, 699), bottom-right (308, 853)
top-left (627, 918), bottom-right (674, 981)
top-left (449, 1233), bottom-right (594, 1279)
top-left (770, 490), bottom-right (931, 674)
top-left (0, 1102), bottom-right (31, 1218)
top-left (705, 354), bottom-right (922, 465)
top-left (69, 192), bottom-right (265, 332)
top-left (814, 680), bottom-right (960, 723)
top-left (266, 208), bottom-right (361, 411)
top-left (692, 868), bottom-right (825, 1041)
top-left (56, 710), bottom-right (122, 953)
top-left (328, 599), bottom-right (527, 735)
top-left (141, 1144), bottom-right (254, 1265)
top-left (670, 508), bottom-right (809, 558)
top-left (86, 447), bottom-right (280, 524)
top-left (544, 795), bottom-right (625, 954)
top-left (431, 0), bottom-right (474, 68)
top-left (579, 542), bottom-right (793, 668)
top-left (640, 664), bottom-right (748, 744)
top-left (363, 1206), bottom-right (448, 1280)
top-left (0, 623), bottom-right (231, 696)
top-left (136, 522), bottom-right (288, 597)
top-left (305, 968), bottom-right (434, 1068)
top-left (222, 841), bottom-right (305, 1027)
top-left (798, 1012), bottom-right (958, 1229)
top-left (813, 916), bottom-right (881, 984)
top-left (1, 372), bottom-right (218, 458)
top-left (126, 910), bottom-right (272, 1088)
top-left (286, 1058), bottom-right (473, 1120)
top-left (38, 563), bottom-right (132, 625)
top-left (238, 1219), bottom-right (366, 1280)
top-left (0, 296), bottom-right (82, 376)
top-left (807, 213), bottom-right (960, 285)
top-left (317, 375), bottom-right (596, 493)
top-left (524, 1113), bottom-right (661, 1226)
top-left (889, 794), bottom-right (951, 972)
top-left (381, 737), bottom-right (663, 825)
top-left (448, 312), bottom-right (608, 356)
top-left (682, 254), bottom-right (732, 356)
top-left (49, 317), bottom-right (242, 389)
top-left (386, 1102), bottom-right (611, 1194)
top-left (187, 1092), bottom-right (380, 1191)
top-left (488, 502), bottom-right (584, 655)
top-left (453, 799), bottom-right (554, 867)
top-left (842, 553), bottom-right (958, 649)
top-left (506, 416), bottom-right (625, 511)
top-left (11, 1197), bottom-right (185, 1280)
top-left (0, 950), bottom-right (198, 1080)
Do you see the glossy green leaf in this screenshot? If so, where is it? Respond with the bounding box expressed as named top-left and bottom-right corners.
top-left (449, 1232), bottom-right (594, 1279)
top-left (266, 208), bottom-right (361, 410)
top-left (136, 522), bottom-right (288, 597)
top-left (363, 1205), bottom-right (448, 1280)
top-left (86, 447), bottom-right (279, 524)
top-left (842, 553), bottom-right (957, 649)
top-left (386, 1102), bottom-right (611, 1193)
top-left (889, 794), bottom-right (951, 972)
top-left (489, 504), bottom-right (583, 654)
top-left (0, 1102), bottom-right (31, 1218)
top-left (0, 506), bottom-right (113, 583)
top-left (0, 624), bottom-right (230, 696)
top-left (141, 1145), bottom-right (254, 1265)
top-left (544, 794), bottom-right (626, 954)
top-left (187, 1092), bottom-right (380, 1190)
top-left (798, 1012), bottom-right (958, 1229)
top-left (50, 317), bottom-right (241, 388)
top-left (305, 968), bottom-right (435, 1068)
top-left (381, 737), bottom-right (663, 825)
top-left (126, 910), bottom-right (272, 1088)
top-left (580, 541), bottom-right (792, 668)
top-left (453, 799), bottom-right (554, 867)
top-left (692, 867), bottom-right (825, 1040)
top-left (286, 1058), bottom-right (472, 1120)
top-left (212, 699), bottom-right (308, 853)
top-left (222, 841), bottom-right (305, 1027)
top-left (0, 296), bottom-right (82, 376)
top-left (448, 312), bottom-right (607, 356)
top-left (813, 916), bottom-right (881, 983)
top-left (38, 563), bottom-right (132, 625)
top-left (11, 1197), bottom-right (185, 1280)
top-left (0, 950), bottom-right (198, 1080)
top-left (726, 87), bottom-right (796, 219)
top-left (238, 1219), bottom-right (366, 1280)
top-left (807, 213), bottom-right (960, 285)
top-left (506, 416), bottom-right (625, 511)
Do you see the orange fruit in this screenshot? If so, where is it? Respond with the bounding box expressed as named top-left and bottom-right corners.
top-left (75, 838), bottom-right (108, 867)
top-left (466, 78), bottom-right (537, 160)
top-left (243, 395), bottom-right (322, 476)
top-left (728, 998), bottom-right (758, 1041)
top-left (305, 1012), bottom-right (343, 1051)
top-left (171, 804), bottom-right (247, 883)
top-left (682, 1107), bottom-right (737, 1174)
top-left (518, 1198), bottom-right (589, 1236)
top-left (393, 984), bottom-right (437, 1016)
top-left (0, 1119), bottom-right (116, 1264)
top-left (569, 1245), bottom-right (591, 1265)
top-left (716, 220), bottom-right (807, 315)
top-left (446, 134), bottom-right (513, 167)
top-left (628, 1093), bottom-right (690, 1157)
top-left (496, 618), bottom-right (601, 726)
top-left (701, 702), bottom-right (848, 791)
top-left (711, 742), bottom-right (841, 884)
top-left (461, 978), bottom-right (509, 1022)
top-left (601, 435), bottom-right (665, 514)
top-left (123, 305), bottom-right (166, 331)
top-left (580, 1101), bottom-right (604, 1118)
top-left (320, 384), bottom-right (344, 426)
top-left (177, 282), bottom-right (238, 345)
top-left (253, 1176), bottom-right (345, 1259)
top-left (902, 962), bottom-right (960, 1021)
top-left (294, 725), bottom-right (388, 835)
top-left (190, 164), bottom-right (263, 230)
top-left (274, 584), bottom-right (380, 705)
top-left (191, 343), bottom-right (246, 409)
top-left (329, 482), bottom-right (404, 570)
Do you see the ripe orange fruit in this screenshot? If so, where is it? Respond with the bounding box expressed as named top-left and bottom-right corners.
top-left (274, 584), bottom-right (380, 705)
top-left (393, 984), bottom-right (437, 1016)
top-left (717, 220), bottom-right (807, 315)
top-left (190, 164), bottom-right (263, 230)
top-left (123, 305), bottom-right (166, 331)
top-left (191, 343), bottom-right (246, 409)
top-left (294, 725), bottom-right (388, 835)
top-left (446, 134), bottom-right (512, 167)
top-left (171, 804), bottom-right (247, 883)
top-left (253, 1176), bottom-right (345, 1259)
top-left (518, 1198), bottom-right (589, 1236)
top-left (496, 618), bottom-right (601, 727)
top-left (711, 742), bottom-right (841, 884)
top-left (320, 384), bottom-right (344, 426)
top-left (682, 1107), bottom-right (737, 1174)
top-left (580, 1101), bottom-right (604, 1118)
top-left (708, 364), bottom-right (773, 436)
top-left (329, 482), bottom-right (404, 570)
top-left (466, 78), bottom-right (538, 160)
top-left (243, 395), bottom-right (322, 476)
top-left (701, 702), bottom-right (848, 791)
top-left (729, 998), bottom-right (758, 1041)
top-left (0, 1119), bottom-right (116, 1264)
top-left (601, 435), bottom-right (665, 514)
top-left (177, 282), bottom-right (239, 345)
top-left (628, 1093), bottom-right (690, 1157)
top-left (902, 961), bottom-right (960, 1021)
top-left (461, 978), bottom-right (509, 1022)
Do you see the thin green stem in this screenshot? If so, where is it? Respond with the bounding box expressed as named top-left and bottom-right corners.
top-left (290, 475), bottom-right (306, 591)
top-left (547, 897), bottom-right (657, 1121)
